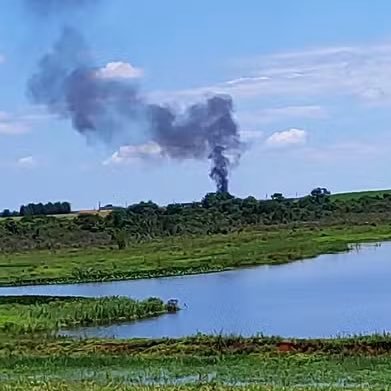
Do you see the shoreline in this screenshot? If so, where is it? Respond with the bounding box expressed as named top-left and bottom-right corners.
top-left (0, 224), bottom-right (390, 287)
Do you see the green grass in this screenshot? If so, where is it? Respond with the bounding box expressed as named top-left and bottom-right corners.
top-left (0, 386), bottom-right (382, 391)
top-left (0, 296), bottom-right (170, 334)
top-left (331, 189), bottom-right (391, 201)
top-left (0, 223), bottom-right (390, 286)
top-left (3, 335), bottom-right (391, 389)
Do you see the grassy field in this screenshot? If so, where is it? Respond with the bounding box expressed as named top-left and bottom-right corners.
top-left (0, 296), bottom-right (170, 334)
top-left (0, 384), bottom-right (382, 391)
top-left (0, 223), bottom-right (390, 286)
top-left (3, 335), bottom-right (391, 389)
top-left (331, 189), bottom-right (391, 201)
top-left (0, 210), bottom-right (112, 221)
top-left (1, 191), bottom-right (391, 390)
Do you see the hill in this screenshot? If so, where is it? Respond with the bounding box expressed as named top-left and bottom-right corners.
top-left (0, 190), bottom-right (391, 254)
top-left (331, 189), bottom-right (391, 201)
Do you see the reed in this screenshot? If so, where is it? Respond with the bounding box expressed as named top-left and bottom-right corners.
top-left (0, 296), bottom-right (172, 334)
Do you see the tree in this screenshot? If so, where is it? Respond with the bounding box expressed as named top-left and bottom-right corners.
top-left (114, 230), bottom-right (127, 250)
top-left (1, 209), bottom-right (11, 218)
top-left (310, 187), bottom-right (331, 204)
top-left (310, 187), bottom-right (331, 197)
top-left (35, 203), bottom-right (45, 215)
top-left (271, 193), bottom-right (285, 201)
top-left (201, 192), bottom-right (233, 208)
top-left (110, 209), bottom-right (127, 228)
top-left (18, 201), bottom-right (72, 216)
top-left (60, 202), bottom-right (71, 214)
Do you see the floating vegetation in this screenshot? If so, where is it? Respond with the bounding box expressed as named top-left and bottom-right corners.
top-left (0, 295), bottom-right (176, 334)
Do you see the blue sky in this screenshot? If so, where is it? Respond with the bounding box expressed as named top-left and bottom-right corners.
top-left (1, 0), bottom-right (391, 210)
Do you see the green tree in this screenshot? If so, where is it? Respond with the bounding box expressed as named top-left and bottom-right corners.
top-left (271, 193), bottom-right (285, 201)
top-left (1, 209), bottom-right (11, 218)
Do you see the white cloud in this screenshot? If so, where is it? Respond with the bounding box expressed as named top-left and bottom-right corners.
top-left (0, 112), bottom-right (30, 135)
top-left (154, 43), bottom-right (391, 105)
top-left (17, 156), bottom-right (37, 168)
top-left (103, 142), bottom-right (162, 166)
top-left (96, 62), bottom-right (144, 80)
top-left (266, 128), bottom-right (307, 147)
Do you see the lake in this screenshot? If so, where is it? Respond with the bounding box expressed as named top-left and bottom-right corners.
top-left (0, 242), bottom-right (390, 338)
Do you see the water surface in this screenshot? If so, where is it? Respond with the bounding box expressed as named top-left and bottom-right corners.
top-left (0, 242), bottom-right (390, 338)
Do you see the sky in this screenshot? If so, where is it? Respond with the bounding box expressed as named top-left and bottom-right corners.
top-left (1, 0), bottom-right (391, 210)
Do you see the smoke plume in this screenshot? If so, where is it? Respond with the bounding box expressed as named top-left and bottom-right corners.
top-left (27, 25), bottom-right (241, 192)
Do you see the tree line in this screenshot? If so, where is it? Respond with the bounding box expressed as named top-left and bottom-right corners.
top-left (1, 202), bottom-right (71, 217)
top-left (1, 189), bottom-right (391, 252)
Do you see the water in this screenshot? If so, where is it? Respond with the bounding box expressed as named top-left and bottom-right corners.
top-left (0, 242), bottom-right (390, 338)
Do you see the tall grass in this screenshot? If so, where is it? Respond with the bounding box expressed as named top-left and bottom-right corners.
top-left (2, 335), bottom-right (391, 388)
top-left (0, 296), bottom-right (171, 334)
top-left (0, 382), bottom-right (375, 391)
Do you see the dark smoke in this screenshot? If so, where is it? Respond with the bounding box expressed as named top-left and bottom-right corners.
top-left (209, 146), bottom-right (229, 193)
top-left (28, 28), bottom-right (142, 144)
top-left (28, 27), bottom-right (241, 192)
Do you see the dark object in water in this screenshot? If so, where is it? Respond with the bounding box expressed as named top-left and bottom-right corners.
top-left (166, 299), bottom-right (179, 313)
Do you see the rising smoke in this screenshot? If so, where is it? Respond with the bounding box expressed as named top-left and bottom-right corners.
top-left (26, 1), bottom-right (241, 193)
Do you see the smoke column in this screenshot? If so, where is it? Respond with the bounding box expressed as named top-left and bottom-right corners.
top-left (26, 5), bottom-right (241, 193)
top-left (209, 146), bottom-right (229, 193)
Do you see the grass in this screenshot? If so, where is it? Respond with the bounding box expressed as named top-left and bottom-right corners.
top-left (0, 223), bottom-right (390, 286)
top-left (0, 210), bottom-right (112, 222)
top-left (331, 189), bottom-right (391, 201)
top-left (1, 384), bottom-right (386, 391)
top-left (3, 335), bottom-right (391, 389)
top-left (0, 296), bottom-right (172, 334)
top-left (6, 334), bottom-right (391, 357)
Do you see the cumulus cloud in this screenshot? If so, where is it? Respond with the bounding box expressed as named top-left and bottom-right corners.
top-left (103, 142), bottom-right (162, 165)
top-left (266, 128), bottom-right (307, 147)
top-left (17, 156), bottom-right (37, 168)
top-left (96, 61), bottom-right (144, 80)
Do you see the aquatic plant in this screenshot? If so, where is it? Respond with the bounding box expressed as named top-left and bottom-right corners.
top-left (0, 296), bottom-right (172, 334)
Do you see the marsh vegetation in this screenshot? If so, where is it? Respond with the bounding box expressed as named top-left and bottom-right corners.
top-left (0, 296), bottom-right (171, 334)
